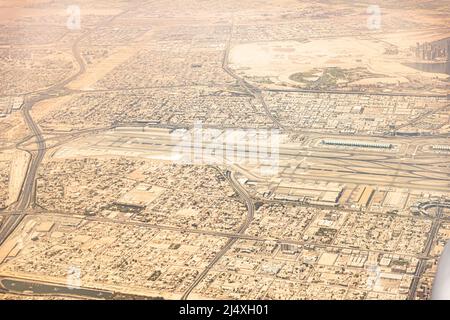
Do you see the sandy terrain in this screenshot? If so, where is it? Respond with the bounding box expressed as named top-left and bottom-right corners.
top-left (229, 37), bottom-right (448, 88)
top-left (7, 150), bottom-right (30, 206)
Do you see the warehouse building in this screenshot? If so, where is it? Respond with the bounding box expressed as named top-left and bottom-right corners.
top-left (321, 139), bottom-right (392, 149)
top-left (432, 145), bottom-right (450, 151)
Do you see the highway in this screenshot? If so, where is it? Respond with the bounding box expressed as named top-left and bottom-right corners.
top-left (0, 96), bottom-right (47, 246)
top-left (33, 208), bottom-right (440, 259)
top-left (181, 169), bottom-right (255, 300)
top-left (0, 7), bottom-right (135, 246)
top-left (221, 21), bottom-right (284, 130)
top-left (263, 86), bottom-right (448, 98)
top-left (408, 203), bottom-right (445, 300)
top-left (71, 129), bottom-right (450, 193)
top-left (0, 50), bottom-right (80, 245)
top-left (0, 6), bottom-right (447, 301)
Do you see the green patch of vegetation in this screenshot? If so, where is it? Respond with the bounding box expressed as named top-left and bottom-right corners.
top-left (289, 67), bottom-right (386, 89)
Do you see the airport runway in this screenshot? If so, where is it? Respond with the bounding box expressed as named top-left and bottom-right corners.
top-left (63, 129), bottom-right (450, 193)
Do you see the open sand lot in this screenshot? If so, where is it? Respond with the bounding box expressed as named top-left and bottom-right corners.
top-left (229, 37), bottom-right (449, 89)
top-left (0, 0), bottom-right (449, 302)
top-left (0, 150), bottom-right (30, 208)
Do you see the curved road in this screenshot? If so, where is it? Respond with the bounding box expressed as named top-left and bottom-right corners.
top-left (0, 34), bottom-right (86, 244)
top-left (0, 6), bottom-right (138, 246)
top-left (181, 169), bottom-right (255, 300)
